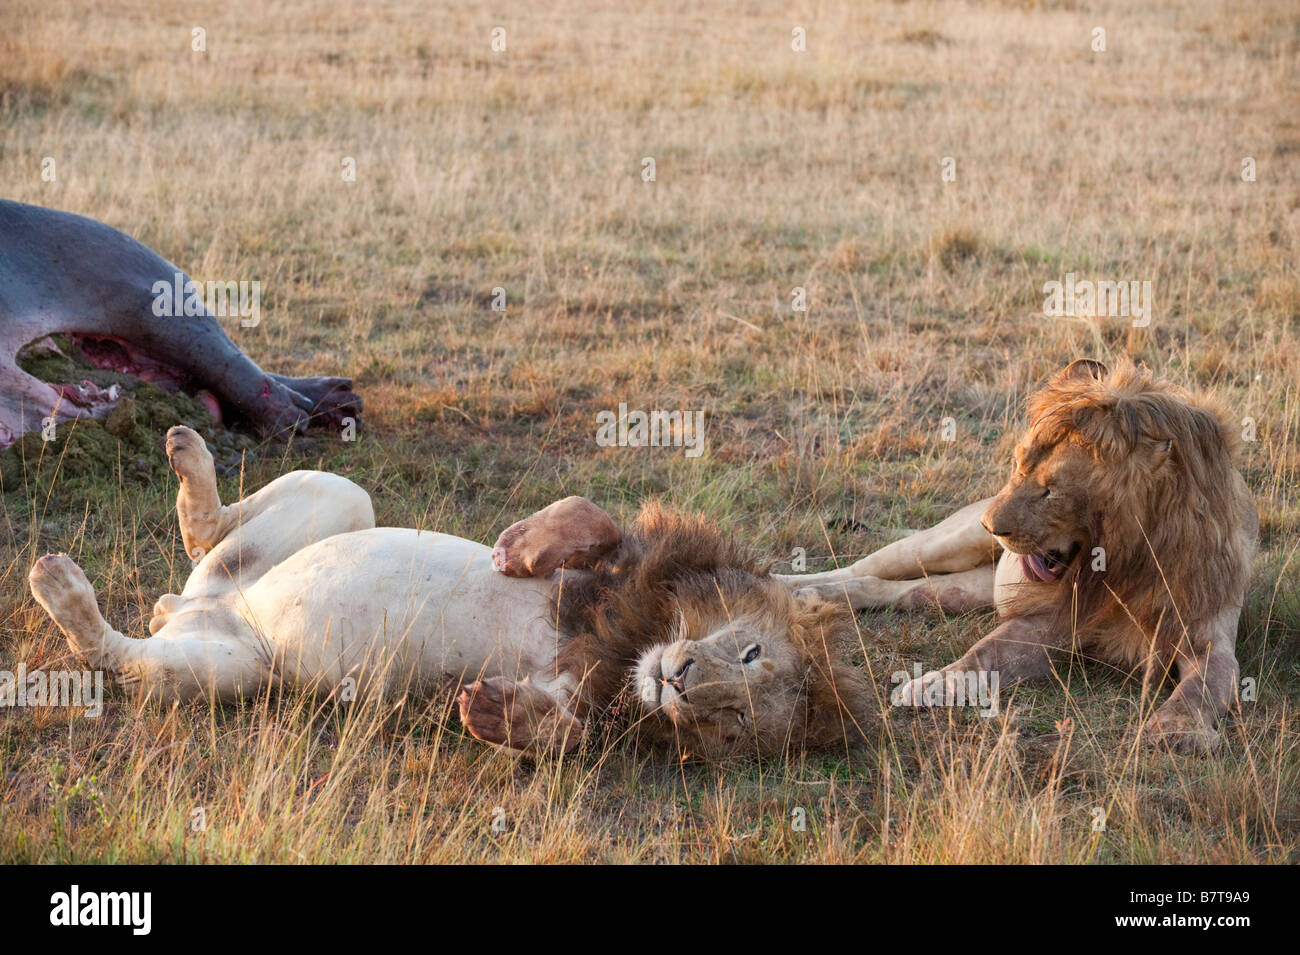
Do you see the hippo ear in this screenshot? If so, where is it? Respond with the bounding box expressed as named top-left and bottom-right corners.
top-left (492, 496), bottom-right (622, 578)
top-left (1053, 359), bottom-right (1109, 387)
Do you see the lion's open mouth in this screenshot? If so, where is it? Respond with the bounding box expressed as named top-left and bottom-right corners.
top-left (1020, 544), bottom-right (1080, 582)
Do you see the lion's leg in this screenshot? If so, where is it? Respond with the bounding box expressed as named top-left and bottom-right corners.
top-left (168, 423), bottom-right (372, 557)
top-left (794, 565), bottom-right (995, 614)
top-left (893, 615), bottom-right (1069, 706)
top-left (166, 425), bottom-right (236, 562)
top-left (178, 469), bottom-right (375, 601)
top-left (28, 555), bottom-right (133, 673)
top-left (778, 497), bottom-right (1000, 587)
top-left (1142, 608), bottom-right (1240, 754)
top-left (29, 554), bottom-right (269, 700)
top-left (457, 674), bottom-right (585, 758)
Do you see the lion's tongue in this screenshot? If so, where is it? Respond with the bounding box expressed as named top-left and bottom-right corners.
top-left (1021, 553), bottom-right (1063, 582)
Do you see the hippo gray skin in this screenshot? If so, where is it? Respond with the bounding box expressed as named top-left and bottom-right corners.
top-left (0, 199), bottom-right (360, 447)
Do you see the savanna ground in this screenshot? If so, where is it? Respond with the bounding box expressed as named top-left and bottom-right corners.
top-left (1, 0), bottom-right (1298, 863)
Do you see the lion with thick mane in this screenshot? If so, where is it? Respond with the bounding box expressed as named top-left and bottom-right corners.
top-left (28, 426), bottom-right (872, 759)
top-left (786, 359), bottom-right (1257, 753)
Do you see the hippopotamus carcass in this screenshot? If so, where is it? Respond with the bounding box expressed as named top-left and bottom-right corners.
top-left (0, 199), bottom-right (360, 447)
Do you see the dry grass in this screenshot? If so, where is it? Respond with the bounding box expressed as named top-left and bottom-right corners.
top-left (1, 0), bottom-right (1298, 863)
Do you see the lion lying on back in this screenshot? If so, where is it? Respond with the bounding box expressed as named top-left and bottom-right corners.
top-left (28, 425), bottom-right (873, 761)
top-left (786, 359), bottom-right (1257, 753)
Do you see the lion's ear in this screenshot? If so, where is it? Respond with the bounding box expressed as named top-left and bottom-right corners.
top-left (1054, 358), bottom-right (1109, 387)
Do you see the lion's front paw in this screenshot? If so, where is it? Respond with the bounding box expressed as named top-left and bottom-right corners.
top-left (458, 677), bottom-right (584, 756)
top-left (1143, 708), bottom-right (1220, 755)
top-left (489, 525), bottom-right (537, 577)
top-left (891, 671), bottom-right (946, 708)
top-left (165, 425), bottom-right (215, 484)
top-left (792, 583), bottom-right (840, 602)
top-left (491, 496), bottom-right (620, 578)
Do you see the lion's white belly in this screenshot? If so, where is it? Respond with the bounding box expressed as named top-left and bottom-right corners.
top-left (236, 528), bottom-right (564, 692)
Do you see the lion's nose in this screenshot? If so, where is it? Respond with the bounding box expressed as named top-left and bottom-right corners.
top-left (667, 657), bottom-right (695, 694)
top-left (982, 515), bottom-right (1007, 536)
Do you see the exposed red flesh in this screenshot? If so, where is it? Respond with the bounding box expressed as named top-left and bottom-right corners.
top-left (41, 334), bottom-right (224, 423)
top-left (71, 334), bottom-right (188, 391)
